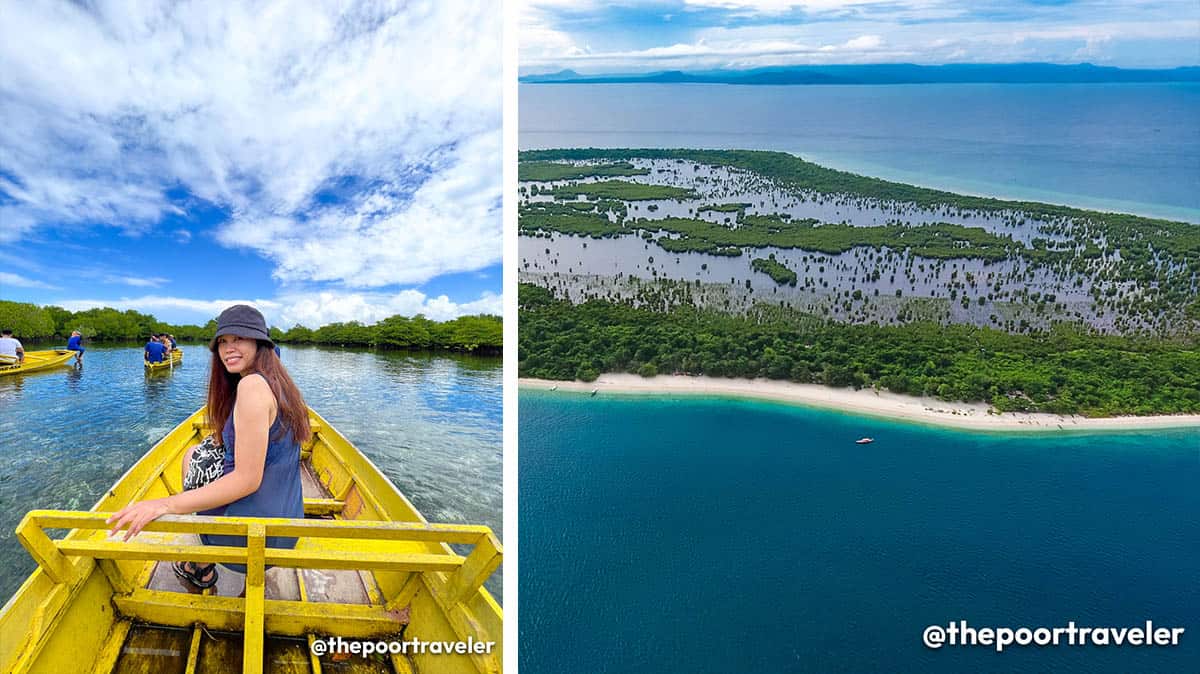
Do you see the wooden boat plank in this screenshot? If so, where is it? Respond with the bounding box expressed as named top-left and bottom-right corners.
top-left (261, 637), bottom-right (315, 674)
top-left (0, 350), bottom-right (76, 376)
top-left (111, 624), bottom-right (190, 674)
top-left (195, 630), bottom-right (242, 674)
top-left (298, 567), bottom-right (371, 605)
top-left (300, 464), bottom-right (329, 500)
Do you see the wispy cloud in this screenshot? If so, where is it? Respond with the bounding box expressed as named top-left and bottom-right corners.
top-left (521, 0), bottom-right (1200, 72)
top-left (1, 2), bottom-right (501, 287)
top-left (218, 134), bottom-right (501, 287)
top-left (0, 272), bottom-right (59, 290)
top-left (56, 296), bottom-right (282, 318)
top-left (104, 275), bottom-right (170, 288)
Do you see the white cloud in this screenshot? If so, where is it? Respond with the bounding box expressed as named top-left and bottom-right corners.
top-left (275, 289), bottom-right (503, 327)
top-left (1, 1), bottom-right (501, 284)
top-left (105, 275), bottom-right (170, 288)
top-left (520, 1), bottom-right (1200, 72)
top-left (218, 132), bottom-right (501, 287)
top-left (0, 272), bottom-right (59, 290)
top-left (56, 296), bottom-right (281, 318)
top-left (524, 34), bottom-right (900, 70)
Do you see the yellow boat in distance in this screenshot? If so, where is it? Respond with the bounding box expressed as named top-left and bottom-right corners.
top-left (0, 350), bottom-right (76, 376)
top-left (144, 348), bottom-right (184, 369)
top-left (0, 407), bottom-right (503, 674)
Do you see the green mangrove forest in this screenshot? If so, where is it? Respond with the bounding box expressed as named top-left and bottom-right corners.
top-left (518, 161), bottom-right (649, 182)
top-left (518, 149), bottom-right (1200, 334)
top-left (0, 300), bottom-right (502, 353)
top-left (518, 284), bottom-right (1200, 417)
top-left (751, 255), bottom-right (799, 286)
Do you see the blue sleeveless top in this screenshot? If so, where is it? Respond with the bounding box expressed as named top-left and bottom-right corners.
top-left (200, 386), bottom-right (304, 563)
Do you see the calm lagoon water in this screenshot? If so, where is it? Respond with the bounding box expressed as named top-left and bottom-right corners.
top-left (519, 390), bottom-right (1199, 673)
top-left (520, 82), bottom-right (1200, 222)
top-left (0, 343), bottom-right (502, 602)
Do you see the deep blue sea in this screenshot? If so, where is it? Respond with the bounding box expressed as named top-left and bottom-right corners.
top-left (520, 82), bottom-right (1200, 222)
top-left (519, 391), bottom-right (1199, 672)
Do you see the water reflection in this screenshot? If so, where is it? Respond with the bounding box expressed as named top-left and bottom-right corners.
top-left (65, 363), bottom-right (83, 393)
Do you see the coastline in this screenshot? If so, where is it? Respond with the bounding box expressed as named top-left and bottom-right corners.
top-left (519, 374), bottom-right (1200, 432)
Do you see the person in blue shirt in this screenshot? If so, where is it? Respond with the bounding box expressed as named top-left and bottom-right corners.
top-left (168, 334), bottom-right (178, 349)
top-left (66, 330), bottom-right (84, 363)
top-left (145, 335), bottom-right (167, 363)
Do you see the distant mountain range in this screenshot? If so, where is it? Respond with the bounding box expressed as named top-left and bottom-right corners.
top-left (520, 63), bottom-right (1200, 85)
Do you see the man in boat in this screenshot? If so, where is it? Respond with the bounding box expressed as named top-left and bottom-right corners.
top-left (0, 329), bottom-right (24, 365)
top-left (110, 305), bottom-right (311, 592)
top-left (66, 330), bottom-right (85, 363)
top-left (144, 333), bottom-right (167, 363)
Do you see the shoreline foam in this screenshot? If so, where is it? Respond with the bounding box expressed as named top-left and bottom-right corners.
top-left (519, 374), bottom-right (1200, 432)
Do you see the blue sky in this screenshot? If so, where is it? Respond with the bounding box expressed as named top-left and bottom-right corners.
top-left (521, 0), bottom-right (1200, 74)
top-left (0, 2), bottom-right (501, 328)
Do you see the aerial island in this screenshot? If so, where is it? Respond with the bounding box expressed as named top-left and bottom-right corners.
top-left (517, 149), bottom-right (1200, 429)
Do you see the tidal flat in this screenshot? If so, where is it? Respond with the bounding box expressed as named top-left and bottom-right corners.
top-left (519, 152), bottom-right (1200, 336)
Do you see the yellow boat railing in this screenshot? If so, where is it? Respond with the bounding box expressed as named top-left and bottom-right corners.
top-left (16, 510), bottom-right (502, 674)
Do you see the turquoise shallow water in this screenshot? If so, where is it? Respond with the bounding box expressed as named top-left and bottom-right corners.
top-left (519, 390), bottom-right (1199, 672)
top-left (521, 82), bottom-right (1200, 222)
top-left (0, 344), bottom-right (502, 602)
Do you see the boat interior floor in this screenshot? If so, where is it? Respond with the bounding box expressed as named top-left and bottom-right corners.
top-left (112, 625), bottom-right (395, 674)
top-left (144, 463), bottom-right (374, 603)
top-left (115, 462), bottom-right (400, 673)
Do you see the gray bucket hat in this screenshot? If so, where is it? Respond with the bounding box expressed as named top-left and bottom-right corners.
top-left (210, 305), bottom-right (273, 351)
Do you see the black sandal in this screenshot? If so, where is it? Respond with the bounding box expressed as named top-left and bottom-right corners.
top-left (173, 561), bottom-right (218, 589)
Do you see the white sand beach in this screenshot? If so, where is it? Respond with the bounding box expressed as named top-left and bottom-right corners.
top-left (520, 374), bottom-right (1200, 432)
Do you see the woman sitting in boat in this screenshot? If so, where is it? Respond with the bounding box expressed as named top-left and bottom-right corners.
top-left (109, 304), bottom-right (310, 590)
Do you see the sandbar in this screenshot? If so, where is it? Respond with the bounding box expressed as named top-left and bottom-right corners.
top-left (520, 374), bottom-right (1200, 432)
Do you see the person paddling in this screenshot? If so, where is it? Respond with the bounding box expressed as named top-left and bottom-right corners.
top-left (108, 305), bottom-right (310, 591)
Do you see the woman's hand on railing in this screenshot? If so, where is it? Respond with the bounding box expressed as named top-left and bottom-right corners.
top-left (106, 497), bottom-right (175, 541)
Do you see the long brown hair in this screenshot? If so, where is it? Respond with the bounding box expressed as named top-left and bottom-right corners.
top-left (206, 342), bottom-right (311, 446)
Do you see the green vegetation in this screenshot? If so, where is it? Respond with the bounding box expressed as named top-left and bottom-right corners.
top-left (550, 179), bottom-right (696, 201)
top-left (521, 149), bottom-right (1199, 317)
top-left (519, 161), bottom-right (649, 182)
top-left (639, 215), bottom-right (1018, 260)
top-left (751, 255), bottom-right (798, 286)
top-left (698, 203), bottom-right (749, 214)
top-left (520, 205), bottom-right (1023, 263)
top-left (0, 300), bottom-right (501, 353)
top-left (519, 202), bottom-right (625, 238)
top-left (278, 314), bottom-right (501, 353)
top-left (519, 285), bottom-right (1200, 417)
top-left (0, 301), bottom-right (57, 338)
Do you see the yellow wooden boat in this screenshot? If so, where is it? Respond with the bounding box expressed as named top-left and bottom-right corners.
top-left (0, 350), bottom-right (76, 376)
top-left (0, 407), bottom-right (502, 673)
top-left (144, 348), bottom-right (184, 369)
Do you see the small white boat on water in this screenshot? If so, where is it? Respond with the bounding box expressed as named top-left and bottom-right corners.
top-left (855, 437), bottom-right (874, 445)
